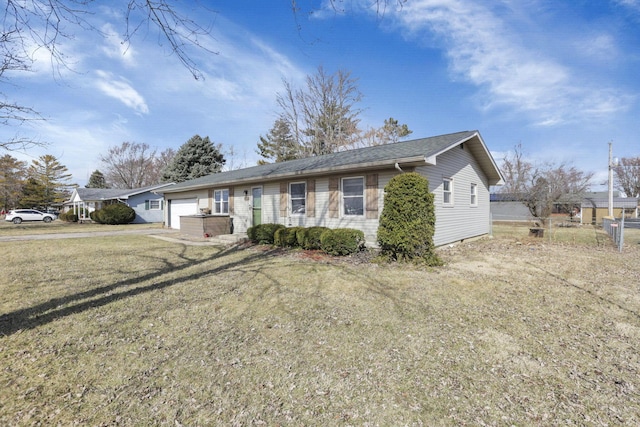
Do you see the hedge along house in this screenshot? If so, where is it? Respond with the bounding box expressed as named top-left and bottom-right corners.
top-left (65, 183), bottom-right (174, 223)
top-left (160, 131), bottom-right (504, 247)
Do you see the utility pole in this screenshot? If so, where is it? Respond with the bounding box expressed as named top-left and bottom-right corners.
top-left (608, 142), bottom-right (618, 218)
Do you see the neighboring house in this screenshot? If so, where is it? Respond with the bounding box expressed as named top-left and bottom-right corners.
top-left (581, 195), bottom-right (639, 225)
top-left (160, 130), bottom-right (504, 247)
top-left (490, 191), bottom-right (639, 225)
top-left (490, 193), bottom-right (533, 222)
top-left (65, 183), bottom-right (174, 223)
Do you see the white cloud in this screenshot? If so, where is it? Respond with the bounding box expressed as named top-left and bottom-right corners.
top-left (10, 117), bottom-right (133, 186)
top-left (100, 23), bottom-right (137, 67)
top-left (390, 0), bottom-right (632, 125)
top-left (615, 0), bottom-right (640, 10)
top-left (94, 70), bottom-right (149, 114)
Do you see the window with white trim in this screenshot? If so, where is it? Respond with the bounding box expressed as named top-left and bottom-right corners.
top-left (342, 177), bottom-right (364, 216)
top-left (149, 200), bottom-right (161, 210)
top-left (470, 183), bottom-right (477, 206)
top-left (214, 189), bottom-right (229, 214)
top-left (290, 182), bottom-right (306, 214)
top-left (443, 178), bottom-right (453, 206)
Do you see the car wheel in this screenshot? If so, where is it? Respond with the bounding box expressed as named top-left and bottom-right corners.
top-left (43, 217), bottom-right (52, 223)
top-left (12, 217), bottom-right (22, 224)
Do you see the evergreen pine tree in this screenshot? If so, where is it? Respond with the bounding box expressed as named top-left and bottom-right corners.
top-left (0, 154), bottom-right (27, 209)
top-left (162, 135), bottom-right (225, 183)
top-left (256, 117), bottom-right (300, 164)
top-left (86, 170), bottom-right (109, 188)
top-left (27, 154), bottom-right (76, 206)
top-left (19, 177), bottom-right (47, 208)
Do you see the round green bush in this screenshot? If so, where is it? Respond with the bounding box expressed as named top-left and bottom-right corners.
top-left (246, 226), bottom-right (257, 242)
top-left (253, 223), bottom-right (285, 244)
top-left (59, 211), bottom-right (78, 222)
top-left (377, 172), bottom-right (442, 265)
top-left (320, 228), bottom-right (365, 256)
top-left (295, 227), bottom-right (308, 247)
top-left (273, 228), bottom-right (287, 247)
top-left (92, 203), bottom-right (136, 225)
top-left (302, 226), bottom-right (330, 250)
top-left (274, 227), bottom-right (303, 247)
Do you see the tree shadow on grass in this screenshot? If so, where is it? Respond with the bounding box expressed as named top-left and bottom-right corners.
top-left (0, 244), bottom-right (279, 337)
top-left (526, 261), bottom-right (640, 321)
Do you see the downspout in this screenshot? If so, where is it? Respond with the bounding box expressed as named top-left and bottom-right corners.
top-left (395, 162), bottom-right (403, 173)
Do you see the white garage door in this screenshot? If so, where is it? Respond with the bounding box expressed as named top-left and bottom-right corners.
top-left (169, 199), bottom-right (197, 229)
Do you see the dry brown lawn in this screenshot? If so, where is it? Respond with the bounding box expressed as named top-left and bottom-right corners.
top-left (1, 224), bottom-right (639, 425)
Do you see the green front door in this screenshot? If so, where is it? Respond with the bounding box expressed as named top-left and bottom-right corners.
top-left (252, 187), bottom-right (262, 226)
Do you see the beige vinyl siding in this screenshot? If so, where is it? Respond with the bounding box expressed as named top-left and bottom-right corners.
top-left (307, 179), bottom-right (315, 218)
top-left (417, 146), bottom-right (491, 246)
top-left (274, 176), bottom-right (382, 245)
top-left (262, 182), bottom-right (280, 224)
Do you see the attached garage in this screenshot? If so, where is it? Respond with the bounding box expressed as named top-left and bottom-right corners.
top-left (168, 198), bottom-right (197, 229)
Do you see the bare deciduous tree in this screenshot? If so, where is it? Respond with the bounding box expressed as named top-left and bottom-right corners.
top-left (500, 144), bottom-right (593, 225)
top-left (100, 142), bottom-right (159, 189)
top-left (614, 156), bottom-right (640, 198)
top-left (2, 0), bottom-right (217, 150)
top-left (148, 148), bottom-right (176, 184)
top-left (276, 66), bottom-right (363, 158)
top-left (350, 117), bottom-right (412, 149)
top-left (1, 29), bottom-right (46, 151)
top-left (3, 0), bottom-right (216, 80)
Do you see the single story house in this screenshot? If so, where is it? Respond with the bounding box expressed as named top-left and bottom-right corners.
top-left (490, 191), bottom-right (639, 225)
top-left (160, 130), bottom-right (504, 247)
top-left (65, 183), bottom-right (174, 223)
top-left (581, 195), bottom-right (639, 225)
top-left (490, 193), bottom-right (533, 222)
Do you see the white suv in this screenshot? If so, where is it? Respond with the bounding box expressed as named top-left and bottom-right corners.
top-left (5, 209), bottom-right (57, 224)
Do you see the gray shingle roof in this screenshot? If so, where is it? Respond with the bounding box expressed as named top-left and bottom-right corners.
top-left (163, 130), bottom-right (502, 193)
top-left (582, 197), bottom-right (639, 209)
top-left (71, 183), bottom-right (174, 202)
top-left (75, 188), bottom-right (131, 200)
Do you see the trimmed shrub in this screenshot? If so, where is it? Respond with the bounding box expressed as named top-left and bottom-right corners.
top-left (302, 226), bottom-right (329, 250)
top-left (59, 211), bottom-right (78, 222)
top-left (246, 226), bottom-right (257, 243)
top-left (320, 228), bottom-right (365, 256)
top-left (92, 203), bottom-right (136, 225)
top-left (295, 227), bottom-right (309, 248)
top-left (253, 223), bottom-right (285, 244)
top-left (377, 172), bottom-right (442, 265)
top-left (274, 226), bottom-right (303, 247)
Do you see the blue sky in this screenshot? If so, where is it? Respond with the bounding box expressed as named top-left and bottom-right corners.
top-left (3, 0), bottom-right (639, 189)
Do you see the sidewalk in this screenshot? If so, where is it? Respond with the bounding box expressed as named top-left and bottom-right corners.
top-left (0, 227), bottom-right (248, 246)
top-left (0, 227), bottom-right (178, 242)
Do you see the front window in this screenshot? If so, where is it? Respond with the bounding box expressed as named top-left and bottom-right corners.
top-left (149, 200), bottom-right (161, 210)
top-left (443, 178), bottom-right (453, 206)
top-left (290, 182), bottom-right (306, 214)
top-left (470, 183), bottom-right (477, 206)
top-left (214, 189), bottom-right (229, 214)
top-left (343, 177), bottom-right (364, 216)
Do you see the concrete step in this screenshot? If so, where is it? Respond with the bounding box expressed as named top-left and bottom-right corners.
top-left (208, 233), bottom-right (248, 245)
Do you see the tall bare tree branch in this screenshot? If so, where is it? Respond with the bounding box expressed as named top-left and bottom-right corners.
top-left (614, 156), bottom-right (640, 198)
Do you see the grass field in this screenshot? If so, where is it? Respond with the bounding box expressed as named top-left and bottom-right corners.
top-left (1, 223), bottom-right (639, 425)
